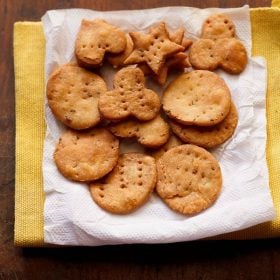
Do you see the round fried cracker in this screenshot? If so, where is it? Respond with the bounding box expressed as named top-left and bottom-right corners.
top-left (89, 153), bottom-right (157, 214)
top-left (162, 70), bottom-right (231, 126)
top-left (54, 128), bottom-right (119, 182)
top-left (189, 39), bottom-right (219, 71)
top-left (215, 38), bottom-right (247, 74)
top-left (201, 14), bottom-right (236, 40)
top-left (156, 144), bottom-right (222, 215)
top-left (170, 101), bottom-right (238, 148)
top-left (47, 64), bottom-right (107, 130)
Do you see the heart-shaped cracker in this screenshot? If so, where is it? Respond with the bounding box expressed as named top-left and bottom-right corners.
top-left (109, 115), bottom-right (170, 148)
top-left (54, 128), bottom-right (119, 182)
top-left (156, 144), bottom-right (222, 215)
top-left (170, 101), bottom-right (238, 148)
top-left (124, 22), bottom-right (184, 74)
top-left (201, 14), bottom-right (236, 40)
top-left (98, 67), bottom-right (161, 121)
top-left (47, 64), bottom-right (107, 130)
top-left (162, 70), bottom-right (231, 126)
top-left (75, 19), bottom-right (126, 68)
top-left (89, 153), bottom-right (157, 214)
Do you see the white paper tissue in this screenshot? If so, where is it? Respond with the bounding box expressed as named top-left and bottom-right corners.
top-left (42, 6), bottom-right (275, 246)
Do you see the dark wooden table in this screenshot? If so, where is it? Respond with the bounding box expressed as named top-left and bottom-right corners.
top-left (1, 0), bottom-right (279, 279)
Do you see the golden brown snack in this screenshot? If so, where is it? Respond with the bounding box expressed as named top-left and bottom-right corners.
top-left (169, 28), bottom-right (185, 44)
top-left (190, 13), bottom-right (247, 74)
top-left (109, 115), bottom-right (170, 148)
top-left (54, 128), bottom-right (119, 182)
top-left (155, 52), bottom-right (191, 85)
top-left (89, 153), bottom-right (157, 214)
top-left (107, 34), bottom-right (134, 68)
top-left (156, 144), bottom-right (222, 215)
top-left (124, 22), bottom-right (184, 74)
top-left (182, 38), bottom-right (193, 49)
top-left (215, 38), bottom-right (248, 74)
top-left (201, 14), bottom-right (236, 40)
top-left (170, 101), bottom-right (238, 148)
top-left (189, 39), bottom-right (219, 71)
top-left (189, 38), bottom-right (247, 74)
top-left (151, 134), bottom-right (182, 161)
top-left (162, 70), bottom-right (231, 126)
top-left (154, 29), bottom-right (192, 85)
top-left (75, 19), bottom-right (126, 68)
top-left (98, 67), bottom-right (160, 121)
top-left (47, 64), bottom-right (107, 130)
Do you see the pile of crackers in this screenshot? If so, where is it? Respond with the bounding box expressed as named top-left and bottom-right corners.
top-left (47, 13), bottom-right (247, 216)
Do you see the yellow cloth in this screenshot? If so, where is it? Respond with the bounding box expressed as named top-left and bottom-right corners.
top-left (272, 0), bottom-right (280, 7)
top-left (14, 22), bottom-right (45, 246)
top-left (14, 8), bottom-right (280, 246)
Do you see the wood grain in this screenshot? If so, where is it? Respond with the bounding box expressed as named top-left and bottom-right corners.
top-left (0, 0), bottom-right (278, 279)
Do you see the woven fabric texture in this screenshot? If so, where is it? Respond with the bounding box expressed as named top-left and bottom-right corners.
top-left (14, 22), bottom-right (45, 246)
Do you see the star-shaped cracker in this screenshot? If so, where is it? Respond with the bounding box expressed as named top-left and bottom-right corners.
top-left (98, 66), bottom-right (160, 121)
top-left (124, 22), bottom-right (184, 74)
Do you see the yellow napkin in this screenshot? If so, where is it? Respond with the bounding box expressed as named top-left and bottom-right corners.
top-left (14, 7), bottom-right (280, 246)
top-left (14, 22), bottom-right (45, 246)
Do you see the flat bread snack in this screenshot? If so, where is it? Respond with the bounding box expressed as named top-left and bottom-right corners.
top-left (75, 19), bottom-right (126, 68)
top-left (214, 38), bottom-right (248, 74)
top-left (109, 115), bottom-right (170, 148)
top-left (47, 15), bottom-right (247, 218)
top-left (47, 64), bottom-right (107, 130)
top-left (156, 144), bottom-right (222, 215)
top-left (54, 128), bottom-right (119, 182)
top-left (162, 70), bottom-right (231, 126)
top-left (189, 13), bottom-right (247, 74)
top-left (107, 34), bottom-right (134, 68)
top-left (201, 13), bottom-right (236, 40)
top-left (98, 66), bottom-right (161, 121)
top-left (170, 101), bottom-right (238, 148)
top-left (89, 153), bottom-right (157, 214)
top-left (124, 22), bottom-right (184, 74)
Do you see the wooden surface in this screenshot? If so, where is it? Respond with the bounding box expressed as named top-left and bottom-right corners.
top-left (1, 0), bottom-right (279, 279)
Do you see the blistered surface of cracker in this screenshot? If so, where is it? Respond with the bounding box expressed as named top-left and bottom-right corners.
top-left (215, 38), bottom-right (248, 74)
top-left (99, 67), bottom-right (160, 121)
top-left (89, 153), bottom-right (157, 214)
top-left (201, 14), bottom-right (236, 40)
top-left (47, 64), bottom-right (107, 130)
top-left (170, 101), bottom-right (238, 148)
top-left (54, 128), bottom-right (119, 182)
top-left (162, 70), bottom-right (231, 126)
top-left (156, 144), bottom-right (222, 215)
top-left (75, 19), bottom-right (126, 67)
top-left (110, 115), bottom-right (170, 148)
